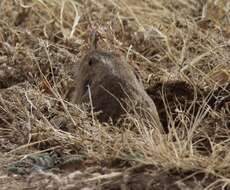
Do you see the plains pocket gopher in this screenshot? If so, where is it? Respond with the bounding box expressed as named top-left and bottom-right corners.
top-left (69, 49), bottom-right (161, 128)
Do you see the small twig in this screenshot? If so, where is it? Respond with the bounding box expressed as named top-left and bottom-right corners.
top-left (82, 172), bottom-right (122, 183)
top-left (90, 29), bottom-right (100, 51)
top-left (87, 84), bottom-right (95, 125)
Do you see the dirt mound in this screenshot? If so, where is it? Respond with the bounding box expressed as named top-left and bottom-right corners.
top-left (147, 81), bottom-right (230, 132)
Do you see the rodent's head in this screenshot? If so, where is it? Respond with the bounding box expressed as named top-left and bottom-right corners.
top-left (80, 50), bottom-right (120, 79)
top-left (74, 50), bottom-right (140, 103)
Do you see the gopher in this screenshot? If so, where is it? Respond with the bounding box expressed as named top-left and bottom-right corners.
top-left (69, 49), bottom-right (161, 128)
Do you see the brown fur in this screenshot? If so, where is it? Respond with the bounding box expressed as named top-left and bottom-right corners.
top-left (69, 50), bottom-right (161, 127)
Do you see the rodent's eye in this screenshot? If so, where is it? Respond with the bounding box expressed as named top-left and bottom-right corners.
top-left (88, 59), bottom-right (93, 66)
top-left (88, 56), bottom-right (99, 66)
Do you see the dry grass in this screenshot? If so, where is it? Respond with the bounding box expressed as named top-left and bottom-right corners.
top-left (0, 0), bottom-right (230, 189)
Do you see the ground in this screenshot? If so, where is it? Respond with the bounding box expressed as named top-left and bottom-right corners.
top-left (0, 0), bottom-right (230, 189)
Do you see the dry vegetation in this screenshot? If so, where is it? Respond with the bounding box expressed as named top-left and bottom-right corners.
top-left (0, 0), bottom-right (230, 189)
